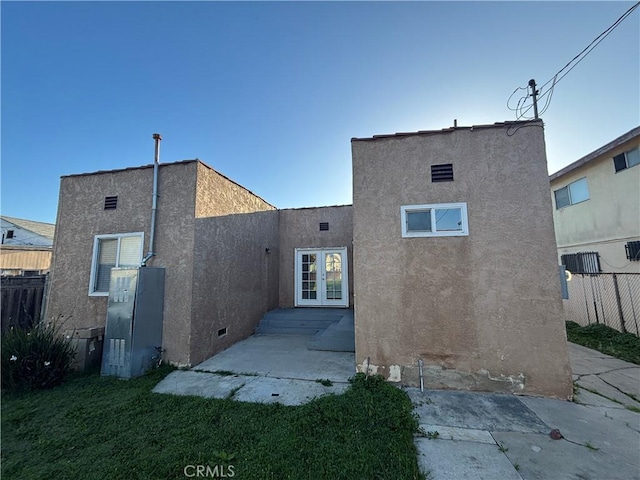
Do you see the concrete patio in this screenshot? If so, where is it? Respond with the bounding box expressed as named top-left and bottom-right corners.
top-left (153, 334), bottom-right (355, 405)
top-left (153, 338), bottom-right (640, 479)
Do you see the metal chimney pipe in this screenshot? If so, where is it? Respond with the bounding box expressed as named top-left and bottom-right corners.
top-left (142, 133), bottom-right (162, 266)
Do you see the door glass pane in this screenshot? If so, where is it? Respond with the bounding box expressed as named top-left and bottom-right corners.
top-left (325, 253), bottom-right (342, 301)
top-left (406, 210), bottom-right (431, 232)
top-left (300, 253), bottom-right (318, 301)
top-left (435, 208), bottom-right (462, 231)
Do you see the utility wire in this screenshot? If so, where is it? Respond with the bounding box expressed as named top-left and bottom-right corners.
top-left (510, 2), bottom-right (639, 120)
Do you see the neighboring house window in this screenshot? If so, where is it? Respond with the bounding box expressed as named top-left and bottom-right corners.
top-left (561, 252), bottom-right (601, 274)
top-left (89, 233), bottom-right (143, 295)
top-left (626, 241), bottom-right (640, 262)
top-left (401, 202), bottom-right (469, 237)
top-left (613, 147), bottom-right (640, 173)
top-left (554, 177), bottom-right (589, 209)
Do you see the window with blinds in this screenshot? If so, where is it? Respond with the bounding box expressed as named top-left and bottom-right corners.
top-left (90, 233), bottom-right (143, 295)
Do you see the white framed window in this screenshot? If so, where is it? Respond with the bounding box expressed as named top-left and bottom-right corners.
top-left (88, 232), bottom-right (143, 296)
top-left (554, 177), bottom-right (589, 209)
top-left (401, 202), bottom-right (469, 238)
top-left (613, 147), bottom-right (640, 173)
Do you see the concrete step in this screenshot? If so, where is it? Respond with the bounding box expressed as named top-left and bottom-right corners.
top-left (255, 308), bottom-right (353, 337)
top-left (307, 314), bottom-right (355, 352)
top-left (255, 325), bottom-right (325, 336)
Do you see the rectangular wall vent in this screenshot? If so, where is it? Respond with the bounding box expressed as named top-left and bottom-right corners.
top-left (217, 327), bottom-right (228, 337)
top-left (104, 196), bottom-right (118, 210)
top-left (431, 164), bottom-right (454, 182)
top-left (319, 222), bottom-right (329, 231)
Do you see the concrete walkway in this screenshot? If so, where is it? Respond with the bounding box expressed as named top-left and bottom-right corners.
top-left (411, 342), bottom-right (640, 480)
top-left (153, 334), bottom-right (355, 405)
top-left (153, 339), bottom-right (639, 479)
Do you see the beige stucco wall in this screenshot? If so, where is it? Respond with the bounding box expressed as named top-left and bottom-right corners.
top-left (191, 211), bottom-right (279, 365)
top-left (47, 159), bottom-right (280, 367)
top-left (352, 122), bottom-right (572, 398)
top-left (46, 161), bottom-right (198, 365)
top-left (551, 135), bottom-right (640, 273)
top-left (278, 206), bottom-right (354, 308)
top-left (195, 162), bottom-right (275, 218)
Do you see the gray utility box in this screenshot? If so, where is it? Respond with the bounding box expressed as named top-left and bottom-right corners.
top-left (65, 327), bottom-right (105, 371)
top-left (101, 267), bottom-right (165, 378)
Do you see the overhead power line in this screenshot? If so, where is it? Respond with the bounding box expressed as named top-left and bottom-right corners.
top-left (508, 1), bottom-right (640, 120)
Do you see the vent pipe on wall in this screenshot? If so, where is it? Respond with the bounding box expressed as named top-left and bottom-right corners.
top-left (142, 133), bottom-right (162, 266)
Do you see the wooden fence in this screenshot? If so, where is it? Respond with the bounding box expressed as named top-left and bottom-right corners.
top-left (1, 275), bottom-right (48, 332)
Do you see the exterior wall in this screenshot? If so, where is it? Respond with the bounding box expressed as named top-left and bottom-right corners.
top-left (195, 162), bottom-right (275, 218)
top-left (46, 161), bottom-right (198, 366)
top-left (278, 205), bottom-right (354, 308)
top-left (0, 246), bottom-right (52, 274)
top-left (551, 135), bottom-right (640, 273)
top-left (352, 122), bottom-right (572, 398)
top-left (191, 211), bottom-right (279, 365)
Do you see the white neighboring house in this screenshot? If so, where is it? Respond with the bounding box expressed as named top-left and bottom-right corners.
top-left (0, 216), bottom-right (55, 275)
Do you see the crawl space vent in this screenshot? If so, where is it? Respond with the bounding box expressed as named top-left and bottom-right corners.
top-left (104, 196), bottom-right (118, 210)
top-left (319, 222), bottom-right (329, 231)
top-left (431, 164), bottom-right (454, 182)
top-left (217, 327), bottom-right (228, 337)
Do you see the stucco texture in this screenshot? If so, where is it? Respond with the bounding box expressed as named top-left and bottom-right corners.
top-left (351, 122), bottom-right (572, 398)
top-left (278, 206), bottom-right (354, 308)
top-left (46, 162), bottom-right (198, 365)
top-left (46, 160), bottom-right (277, 367)
top-left (191, 211), bottom-right (279, 365)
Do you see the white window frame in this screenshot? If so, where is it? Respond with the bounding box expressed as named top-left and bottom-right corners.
top-left (613, 146), bottom-right (640, 173)
top-left (401, 202), bottom-right (469, 238)
top-left (88, 232), bottom-right (144, 296)
top-left (554, 177), bottom-right (590, 209)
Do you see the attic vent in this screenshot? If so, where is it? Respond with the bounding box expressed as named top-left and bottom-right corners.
top-left (319, 222), bottom-right (329, 231)
top-left (431, 164), bottom-right (454, 182)
top-left (6, 230), bottom-right (14, 239)
top-left (104, 196), bottom-right (118, 210)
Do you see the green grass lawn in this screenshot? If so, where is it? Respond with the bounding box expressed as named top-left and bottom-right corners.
top-left (1, 367), bottom-right (425, 480)
top-left (566, 321), bottom-right (640, 364)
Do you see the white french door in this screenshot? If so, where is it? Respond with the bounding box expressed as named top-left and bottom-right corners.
top-left (295, 248), bottom-right (348, 307)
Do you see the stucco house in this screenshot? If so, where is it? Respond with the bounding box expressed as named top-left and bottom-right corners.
top-left (0, 216), bottom-right (55, 276)
top-left (550, 126), bottom-right (640, 274)
top-left (46, 119), bottom-right (572, 398)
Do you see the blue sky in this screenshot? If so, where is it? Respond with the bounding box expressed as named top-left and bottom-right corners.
top-left (2, 1), bottom-right (639, 224)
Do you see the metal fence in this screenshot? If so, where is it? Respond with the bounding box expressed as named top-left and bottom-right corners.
top-left (563, 272), bottom-right (640, 336)
top-left (1, 274), bottom-right (48, 332)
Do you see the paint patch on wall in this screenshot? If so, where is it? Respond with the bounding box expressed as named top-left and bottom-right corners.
top-left (357, 359), bottom-right (378, 376)
top-left (388, 365), bottom-right (401, 382)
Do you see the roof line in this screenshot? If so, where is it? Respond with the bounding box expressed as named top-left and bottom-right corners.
top-left (60, 159), bottom-right (277, 209)
top-left (549, 126), bottom-right (640, 181)
top-left (351, 120), bottom-right (542, 142)
top-left (60, 159), bottom-right (199, 178)
top-left (195, 161), bottom-right (277, 210)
